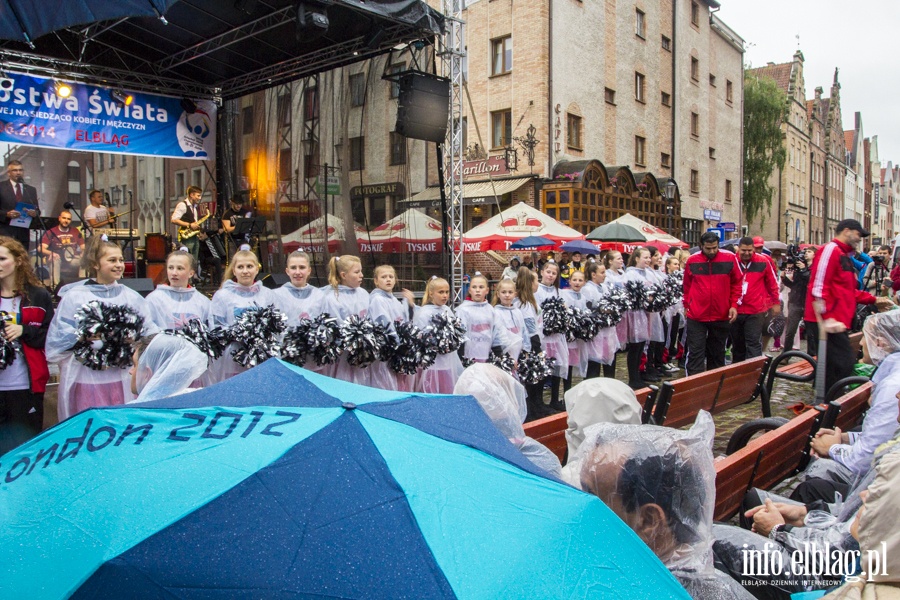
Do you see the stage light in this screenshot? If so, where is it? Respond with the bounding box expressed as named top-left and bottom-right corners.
top-left (54, 80), bottom-right (72, 98)
top-left (111, 89), bottom-right (133, 106)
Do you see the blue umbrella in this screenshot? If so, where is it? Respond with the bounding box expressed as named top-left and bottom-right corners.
top-left (510, 235), bottom-right (555, 249)
top-left (559, 239), bottom-right (599, 254)
top-left (0, 360), bottom-right (687, 599)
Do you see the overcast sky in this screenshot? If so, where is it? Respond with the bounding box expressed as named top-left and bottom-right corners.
top-left (717, 0), bottom-right (900, 167)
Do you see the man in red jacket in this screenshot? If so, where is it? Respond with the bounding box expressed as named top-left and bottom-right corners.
top-left (804, 219), bottom-right (892, 393)
top-left (683, 232), bottom-right (742, 375)
top-left (731, 237), bottom-right (781, 363)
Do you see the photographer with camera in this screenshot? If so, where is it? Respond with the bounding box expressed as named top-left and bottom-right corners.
top-left (781, 245), bottom-right (815, 351)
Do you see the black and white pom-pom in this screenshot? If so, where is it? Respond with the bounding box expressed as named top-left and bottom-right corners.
top-left (488, 350), bottom-right (516, 374)
top-left (228, 303), bottom-right (287, 368)
top-left (0, 334), bottom-right (16, 370)
top-left (340, 315), bottom-right (392, 368)
top-left (460, 355), bottom-right (476, 369)
top-left (624, 280), bottom-right (649, 311)
top-left (389, 321), bottom-right (434, 374)
top-left (166, 318), bottom-right (227, 360)
top-left (72, 301), bottom-right (144, 370)
top-left (282, 314), bottom-right (344, 366)
top-left (516, 350), bottom-right (556, 385)
top-left (594, 287), bottom-right (629, 329)
top-left (568, 307), bottom-right (600, 341)
top-left (541, 296), bottom-right (570, 336)
top-left (422, 311), bottom-right (466, 355)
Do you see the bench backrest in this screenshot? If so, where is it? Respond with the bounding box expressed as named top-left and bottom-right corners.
top-left (655, 356), bottom-right (770, 428)
top-left (834, 382), bottom-right (872, 432)
top-left (713, 446), bottom-right (762, 521)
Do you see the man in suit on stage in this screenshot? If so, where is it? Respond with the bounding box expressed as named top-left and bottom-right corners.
top-left (0, 160), bottom-right (39, 249)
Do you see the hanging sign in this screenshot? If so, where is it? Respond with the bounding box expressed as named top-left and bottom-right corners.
top-left (0, 71), bottom-right (216, 159)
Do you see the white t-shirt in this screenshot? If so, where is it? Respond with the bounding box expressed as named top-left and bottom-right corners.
top-left (0, 296), bottom-right (30, 391)
top-left (84, 204), bottom-right (111, 227)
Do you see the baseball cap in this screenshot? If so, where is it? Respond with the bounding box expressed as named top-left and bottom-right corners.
top-left (835, 218), bottom-right (870, 237)
top-left (752, 236), bottom-right (765, 247)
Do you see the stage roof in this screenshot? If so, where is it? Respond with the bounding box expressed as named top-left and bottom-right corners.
top-left (0, 0), bottom-right (444, 100)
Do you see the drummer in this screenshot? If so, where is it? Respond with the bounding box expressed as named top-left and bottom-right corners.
top-left (39, 209), bottom-right (85, 289)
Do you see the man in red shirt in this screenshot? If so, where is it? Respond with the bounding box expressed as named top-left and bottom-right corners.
top-left (39, 209), bottom-right (84, 290)
top-left (804, 219), bottom-right (892, 393)
top-left (683, 232), bottom-right (742, 375)
top-left (731, 237), bottom-right (780, 363)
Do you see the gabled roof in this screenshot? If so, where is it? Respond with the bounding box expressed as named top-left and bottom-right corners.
top-left (748, 62), bottom-right (793, 93)
top-left (844, 131), bottom-right (856, 154)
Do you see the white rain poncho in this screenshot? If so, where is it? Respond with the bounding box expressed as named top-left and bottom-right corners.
top-left (513, 298), bottom-right (541, 344)
top-left (862, 308), bottom-right (900, 366)
top-left (207, 280), bottom-right (277, 384)
top-left (46, 282), bottom-right (159, 420)
top-left (144, 285), bottom-right (211, 330)
top-left (581, 280), bottom-right (619, 364)
top-left (272, 282), bottom-right (325, 375)
top-left (563, 378), bottom-right (643, 462)
top-left (320, 285), bottom-right (370, 386)
top-left (493, 304), bottom-right (531, 356)
top-left (560, 288), bottom-right (589, 377)
top-left (534, 283), bottom-right (568, 377)
top-left (623, 267), bottom-right (653, 344)
top-left (605, 269), bottom-right (630, 346)
top-left (578, 412), bottom-right (751, 599)
top-left (456, 300), bottom-right (520, 363)
top-left (646, 267), bottom-right (666, 342)
top-left (413, 303), bottom-right (464, 394)
top-left (368, 288), bottom-right (410, 391)
top-left (133, 334), bottom-right (208, 403)
top-left (453, 363), bottom-right (562, 477)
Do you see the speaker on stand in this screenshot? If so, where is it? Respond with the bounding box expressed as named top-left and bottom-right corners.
top-left (394, 72), bottom-right (451, 144)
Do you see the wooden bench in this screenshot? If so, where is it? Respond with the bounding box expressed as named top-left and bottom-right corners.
top-left (652, 356), bottom-right (771, 428)
top-left (524, 386), bottom-right (657, 464)
top-left (770, 332), bottom-right (863, 385)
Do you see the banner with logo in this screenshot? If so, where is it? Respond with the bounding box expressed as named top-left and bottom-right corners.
top-left (0, 71), bottom-right (215, 159)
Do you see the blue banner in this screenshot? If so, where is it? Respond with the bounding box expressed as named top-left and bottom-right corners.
top-left (0, 71), bottom-right (215, 160)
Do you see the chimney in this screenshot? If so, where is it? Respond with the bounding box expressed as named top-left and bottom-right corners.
top-left (815, 86), bottom-right (823, 100)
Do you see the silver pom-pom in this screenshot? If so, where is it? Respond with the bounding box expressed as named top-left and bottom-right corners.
top-left (488, 350), bottom-right (516, 375)
top-left (389, 321), bottom-right (434, 374)
top-left (228, 304), bottom-right (287, 368)
top-left (422, 312), bottom-right (466, 355)
top-left (516, 350), bottom-right (556, 385)
top-left (340, 315), bottom-right (392, 368)
top-left (282, 314), bottom-right (344, 367)
top-left (72, 300), bottom-right (145, 370)
top-left (165, 319), bottom-right (227, 360)
top-left (0, 335), bottom-right (16, 370)
top-left (541, 296), bottom-right (569, 336)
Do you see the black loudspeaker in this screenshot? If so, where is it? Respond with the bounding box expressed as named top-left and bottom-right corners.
top-left (120, 278), bottom-right (156, 297)
top-left (261, 273), bottom-right (290, 289)
top-left (395, 72), bottom-right (450, 143)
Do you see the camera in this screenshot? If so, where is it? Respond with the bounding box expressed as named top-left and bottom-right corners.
top-left (782, 244), bottom-right (805, 269)
top-left (872, 254), bottom-right (885, 265)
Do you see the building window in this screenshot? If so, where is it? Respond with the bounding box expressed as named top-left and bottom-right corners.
top-left (635, 72), bottom-right (645, 103)
top-left (304, 141), bottom-right (319, 178)
top-left (67, 162), bottom-right (79, 181)
top-left (691, 57), bottom-right (699, 81)
top-left (491, 35), bottom-right (512, 75)
top-left (491, 109), bottom-right (512, 148)
top-left (97, 155), bottom-right (103, 172)
top-left (567, 113), bottom-right (583, 150)
top-left (304, 87), bottom-right (319, 120)
top-left (634, 136), bottom-right (646, 166)
top-left (242, 105), bottom-right (254, 134)
top-left (661, 91), bottom-right (671, 107)
top-left (350, 73), bottom-right (365, 107)
top-left (109, 155), bottom-right (115, 170)
top-left (709, 147), bottom-right (716, 159)
top-left (661, 153), bottom-right (671, 168)
top-left (726, 79), bottom-right (733, 103)
top-left (691, 1), bottom-right (700, 26)
top-left (386, 63), bottom-right (405, 98)
top-left (390, 132), bottom-right (407, 165)
top-left (121, 155), bottom-right (127, 167)
top-left (277, 94), bottom-right (291, 126)
top-left (349, 137), bottom-right (365, 171)
top-left (661, 35), bottom-right (671, 51)
top-left (604, 87), bottom-right (616, 104)
top-left (690, 169), bottom-right (699, 194)
top-left (709, 73), bottom-right (716, 87)
top-left (278, 149), bottom-right (291, 180)
top-left (725, 179), bottom-right (732, 202)
top-left (175, 171), bottom-right (186, 196)
top-left (691, 112), bottom-right (699, 137)
top-left (635, 9), bottom-right (645, 38)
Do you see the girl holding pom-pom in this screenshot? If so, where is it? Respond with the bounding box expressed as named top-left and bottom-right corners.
top-left (582, 261), bottom-right (619, 378)
top-left (457, 273), bottom-right (519, 365)
top-left (46, 236), bottom-right (157, 419)
top-left (560, 269), bottom-right (589, 392)
top-left (413, 276), bottom-right (463, 394)
top-left (272, 251), bottom-right (325, 374)
top-left (368, 264), bottom-right (415, 390)
top-left (207, 247), bottom-right (276, 383)
top-left (321, 255), bottom-right (370, 385)
top-left (534, 261), bottom-right (568, 411)
top-left (623, 247), bottom-right (655, 389)
top-left (514, 267), bottom-right (549, 420)
top-left (145, 249), bottom-right (210, 330)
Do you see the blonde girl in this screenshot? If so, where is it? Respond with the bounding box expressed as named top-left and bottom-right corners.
top-left (321, 255), bottom-right (370, 385)
top-left (603, 249), bottom-right (629, 349)
top-left (533, 261), bottom-right (568, 411)
top-left (145, 250), bottom-right (211, 330)
top-left (623, 247), bottom-right (655, 389)
top-left (582, 261), bottom-right (619, 378)
top-left (663, 255), bottom-right (685, 370)
top-left (272, 251), bottom-right (322, 325)
top-left (46, 236), bottom-right (158, 419)
top-left (492, 278), bottom-right (530, 355)
top-left (560, 269), bottom-right (589, 392)
top-left (413, 276), bottom-right (463, 394)
top-left (514, 267), bottom-right (548, 420)
top-left (457, 273), bottom-right (519, 364)
top-left (207, 247), bottom-right (277, 383)
top-left (368, 264), bottom-right (415, 390)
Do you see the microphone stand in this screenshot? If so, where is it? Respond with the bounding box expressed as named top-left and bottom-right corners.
top-left (65, 202), bottom-right (93, 238)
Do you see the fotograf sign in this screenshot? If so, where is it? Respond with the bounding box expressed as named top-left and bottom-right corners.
top-left (0, 71), bottom-right (216, 159)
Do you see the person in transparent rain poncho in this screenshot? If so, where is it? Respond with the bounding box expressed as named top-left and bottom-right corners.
top-left (534, 261), bottom-right (569, 411)
top-left (456, 273), bottom-right (521, 365)
top-left (513, 267), bottom-right (549, 421)
top-left (207, 248), bottom-right (277, 384)
top-left (579, 412), bottom-right (755, 600)
top-left (603, 250), bottom-right (629, 360)
top-left (129, 333), bottom-right (208, 404)
top-left (623, 248), bottom-right (658, 389)
top-left (367, 265), bottom-right (415, 391)
top-left (453, 363), bottom-right (562, 478)
top-left (492, 277), bottom-right (531, 360)
top-left (320, 255), bottom-right (370, 386)
top-left (560, 270), bottom-right (590, 390)
top-left (412, 277), bottom-right (464, 394)
top-left (144, 250), bottom-right (211, 330)
top-left (580, 261), bottom-right (620, 379)
top-left (271, 251), bottom-right (324, 374)
top-left (46, 237), bottom-right (159, 420)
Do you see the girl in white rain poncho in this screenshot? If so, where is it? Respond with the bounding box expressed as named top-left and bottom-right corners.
top-left (581, 261), bottom-right (619, 378)
top-left (534, 261), bottom-right (569, 411)
top-left (131, 333), bottom-right (209, 403)
top-left (456, 273), bottom-right (521, 365)
top-left (560, 269), bottom-right (590, 388)
top-left (492, 277), bottom-right (531, 357)
top-left (514, 267), bottom-right (548, 421)
top-left (144, 250), bottom-right (211, 330)
top-left (413, 277), bottom-right (464, 394)
top-left (207, 248), bottom-right (277, 384)
top-left (320, 255), bottom-right (370, 386)
top-left (46, 237), bottom-right (158, 420)
top-left (272, 251), bottom-right (323, 373)
top-left (623, 247), bottom-right (655, 389)
top-left (368, 264), bottom-right (415, 391)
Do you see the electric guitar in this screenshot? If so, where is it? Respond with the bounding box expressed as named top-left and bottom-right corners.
top-left (177, 213), bottom-right (211, 241)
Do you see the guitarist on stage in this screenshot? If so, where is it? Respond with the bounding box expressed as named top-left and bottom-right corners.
top-left (170, 185), bottom-right (205, 262)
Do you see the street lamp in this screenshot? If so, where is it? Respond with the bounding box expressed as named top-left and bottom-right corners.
top-left (783, 209), bottom-right (792, 244)
top-left (664, 179), bottom-right (677, 234)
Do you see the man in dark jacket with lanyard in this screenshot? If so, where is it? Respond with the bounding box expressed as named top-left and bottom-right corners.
top-left (804, 219), bottom-right (892, 393)
top-left (731, 236), bottom-right (780, 363)
top-left (683, 232), bottom-right (742, 375)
